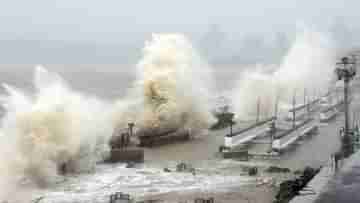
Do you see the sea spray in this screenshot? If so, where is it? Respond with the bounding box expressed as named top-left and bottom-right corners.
top-left (113, 34), bottom-right (216, 135)
top-left (232, 68), bottom-right (278, 121)
top-left (0, 66), bottom-right (113, 199)
top-left (233, 28), bottom-right (337, 120)
top-left (274, 27), bottom-right (336, 96)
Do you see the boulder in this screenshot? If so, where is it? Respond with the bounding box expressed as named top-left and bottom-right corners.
top-left (248, 167), bottom-right (258, 176)
top-left (125, 162), bottom-right (136, 168)
top-left (273, 166), bottom-right (321, 203)
top-left (176, 162), bottom-right (196, 174)
top-left (163, 168), bottom-right (172, 172)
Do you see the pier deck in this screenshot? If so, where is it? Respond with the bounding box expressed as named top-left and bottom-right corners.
top-left (224, 118), bottom-right (275, 148)
top-left (273, 120), bottom-right (318, 152)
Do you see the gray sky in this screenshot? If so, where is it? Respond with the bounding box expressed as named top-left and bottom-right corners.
top-left (0, 0), bottom-right (358, 64)
top-left (0, 0), bottom-right (358, 43)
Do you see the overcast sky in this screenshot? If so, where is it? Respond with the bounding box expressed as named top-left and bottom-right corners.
top-left (0, 0), bottom-right (358, 43)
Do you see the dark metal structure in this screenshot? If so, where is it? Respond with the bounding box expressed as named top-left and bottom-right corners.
top-left (336, 56), bottom-right (357, 157)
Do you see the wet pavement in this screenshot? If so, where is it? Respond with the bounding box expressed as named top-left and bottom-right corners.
top-left (314, 150), bottom-right (360, 203)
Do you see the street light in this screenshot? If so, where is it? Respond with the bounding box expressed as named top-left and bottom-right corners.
top-left (127, 122), bottom-right (135, 147)
top-left (336, 56), bottom-right (356, 157)
top-left (268, 120), bottom-right (276, 153)
top-left (128, 122), bottom-right (135, 137)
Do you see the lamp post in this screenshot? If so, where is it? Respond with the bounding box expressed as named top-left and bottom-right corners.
top-left (336, 56), bottom-right (356, 157)
top-left (292, 91), bottom-right (296, 129)
top-left (222, 105), bottom-right (233, 137)
top-left (268, 120), bottom-right (276, 153)
top-left (127, 122), bottom-right (135, 147)
top-left (128, 122), bottom-right (135, 137)
top-left (256, 97), bottom-right (261, 123)
top-left (274, 96), bottom-right (279, 120)
top-left (229, 119), bottom-right (233, 137)
top-left (304, 88), bottom-right (309, 118)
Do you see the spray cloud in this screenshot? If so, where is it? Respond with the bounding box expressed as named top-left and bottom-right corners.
top-left (113, 34), bottom-right (215, 134)
top-left (0, 66), bottom-right (112, 199)
top-left (233, 27), bottom-right (337, 120)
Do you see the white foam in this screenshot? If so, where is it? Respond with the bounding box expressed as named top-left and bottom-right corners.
top-left (232, 27), bottom-right (337, 120)
top-left (31, 164), bottom-right (253, 203)
top-left (112, 34), bottom-right (216, 135)
top-left (0, 66), bottom-right (113, 201)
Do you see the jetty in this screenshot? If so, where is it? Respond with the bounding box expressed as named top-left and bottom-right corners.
top-left (221, 89), bottom-right (322, 158)
top-left (272, 119), bottom-right (318, 153)
top-left (137, 128), bottom-right (190, 147)
top-left (319, 99), bottom-right (344, 122)
top-left (285, 99), bottom-right (319, 121)
top-left (224, 117), bottom-right (275, 149)
top-left (105, 123), bottom-right (144, 163)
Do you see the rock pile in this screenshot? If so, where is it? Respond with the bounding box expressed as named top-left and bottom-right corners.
top-left (273, 166), bottom-right (321, 203)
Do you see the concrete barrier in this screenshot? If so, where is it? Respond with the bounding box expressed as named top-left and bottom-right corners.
top-left (222, 150), bottom-right (249, 161)
top-left (319, 110), bottom-right (337, 122)
top-left (138, 129), bottom-right (190, 147)
top-left (299, 125), bottom-right (318, 138)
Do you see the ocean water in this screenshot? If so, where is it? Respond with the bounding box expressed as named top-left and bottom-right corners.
top-left (0, 65), bottom-right (248, 203)
top-left (0, 64), bottom-right (351, 202)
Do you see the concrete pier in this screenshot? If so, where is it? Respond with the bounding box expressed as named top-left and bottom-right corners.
top-left (224, 117), bottom-right (274, 148)
top-left (319, 100), bottom-right (343, 122)
top-left (272, 119), bottom-right (317, 153)
top-left (106, 148), bottom-right (144, 163)
top-left (138, 129), bottom-right (190, 147)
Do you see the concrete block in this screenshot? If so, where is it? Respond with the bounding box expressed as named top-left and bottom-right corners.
top-left (106, 148), bottom-right (144, 163)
